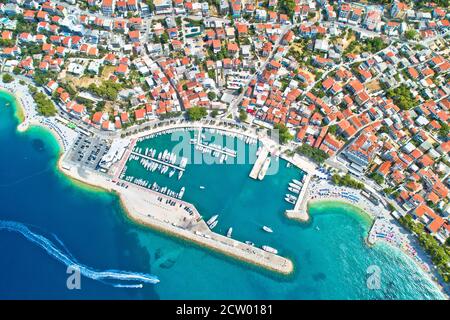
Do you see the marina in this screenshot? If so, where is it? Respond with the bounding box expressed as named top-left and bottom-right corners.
top-left (0, 91), bottom-right (446, 299)
top-left (1, 0), bottom-right (449, 300)
top-left (103, 126), bottom-right (300, 274)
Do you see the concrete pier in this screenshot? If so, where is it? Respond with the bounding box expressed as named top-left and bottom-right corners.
top-left (285, 174), bottom-right (312, 222)
top-left (249, 147), bottom-right (269, 180)
top-left (194, 129), bottom-right (237, 158)
top-left (114, 177), bottom-right (294, 275)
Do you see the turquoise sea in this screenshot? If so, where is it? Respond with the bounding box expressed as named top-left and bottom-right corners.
top-left (0, 91), bottom-right (445, 299)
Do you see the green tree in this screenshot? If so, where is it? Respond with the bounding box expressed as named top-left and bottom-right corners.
top-left (210, 110), bottom-right (219, 118)
top-left (2, 73), bottom-right (13, 83)
top-left (207, 91), bottom-right (216, 101)
top-left (386, 84), bottom-right (418, 110)
top-left (33, 92), bottom-right (57, 117)
top-left (186, 106), bottom-right (207, 121)
top-left (364, 37), bottom-right (386, 53)
top-left (296, 144), bottom-right (329, 164)
top-left (160, 33), bottom-right (169, 44)
top-left (405, 29), bottom-right (418, 40)
top-left (274, 123), bottom-right (293, 144)
top-left (238, 109), bottom-right (248, 122)
top-left (369, 172), bottom-right (385, 185)
top-left (438, 122), bottom-right (449, 139)
top-left (331, 174), bottom-right (364, 190)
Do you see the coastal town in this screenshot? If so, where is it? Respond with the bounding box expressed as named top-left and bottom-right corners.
top-left (0, 0), bottom-right (449, 294)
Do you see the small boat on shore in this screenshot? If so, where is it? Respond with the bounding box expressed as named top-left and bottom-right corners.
top-left (245, 241), bottom-right (255, 246)
top-left (262, 245), bottom-right (278, 254)
top-left (262, 226), bottom-right (273, 233)
top-left (226, 227), bottom-right (233, 238)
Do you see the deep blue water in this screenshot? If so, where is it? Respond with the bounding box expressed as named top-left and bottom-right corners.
top-left (0, 91), bottom-right (445, 299)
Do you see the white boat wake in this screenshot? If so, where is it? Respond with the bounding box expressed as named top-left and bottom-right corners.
top-left (0, 220), bottom-right (159, 287)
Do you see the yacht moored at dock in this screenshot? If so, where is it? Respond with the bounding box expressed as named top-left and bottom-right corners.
top-left (285, 196), bottom-right (296, 204)
top-left (258, 157), bottom-right (271, 180)
top-left (209, 220), bottom-right (218, 230)
top-left (288, 187), bottom-right (300, 194)
top-left (262, 246), bottom-right (278, 254)
top-left (178, 187), bottom-right (185, 199)
top-left (206, 214), bottom-right (219, 226)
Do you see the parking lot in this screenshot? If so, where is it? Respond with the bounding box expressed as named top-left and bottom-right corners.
top-left (69, 135), bottom-right (110, 170)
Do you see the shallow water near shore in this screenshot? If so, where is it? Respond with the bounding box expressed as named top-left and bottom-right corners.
top-left (0, 91), bottom-right (445, 299)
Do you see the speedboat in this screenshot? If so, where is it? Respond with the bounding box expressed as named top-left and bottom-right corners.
top-left (245, 241), bottom-right (255, 246)
top-left (226, 227), bottom-right (233, 238)
top-left (262, 226), bottom-right (273, 233)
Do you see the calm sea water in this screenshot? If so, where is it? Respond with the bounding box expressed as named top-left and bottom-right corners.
top-left (0, 91), bottom-right (444, 299)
